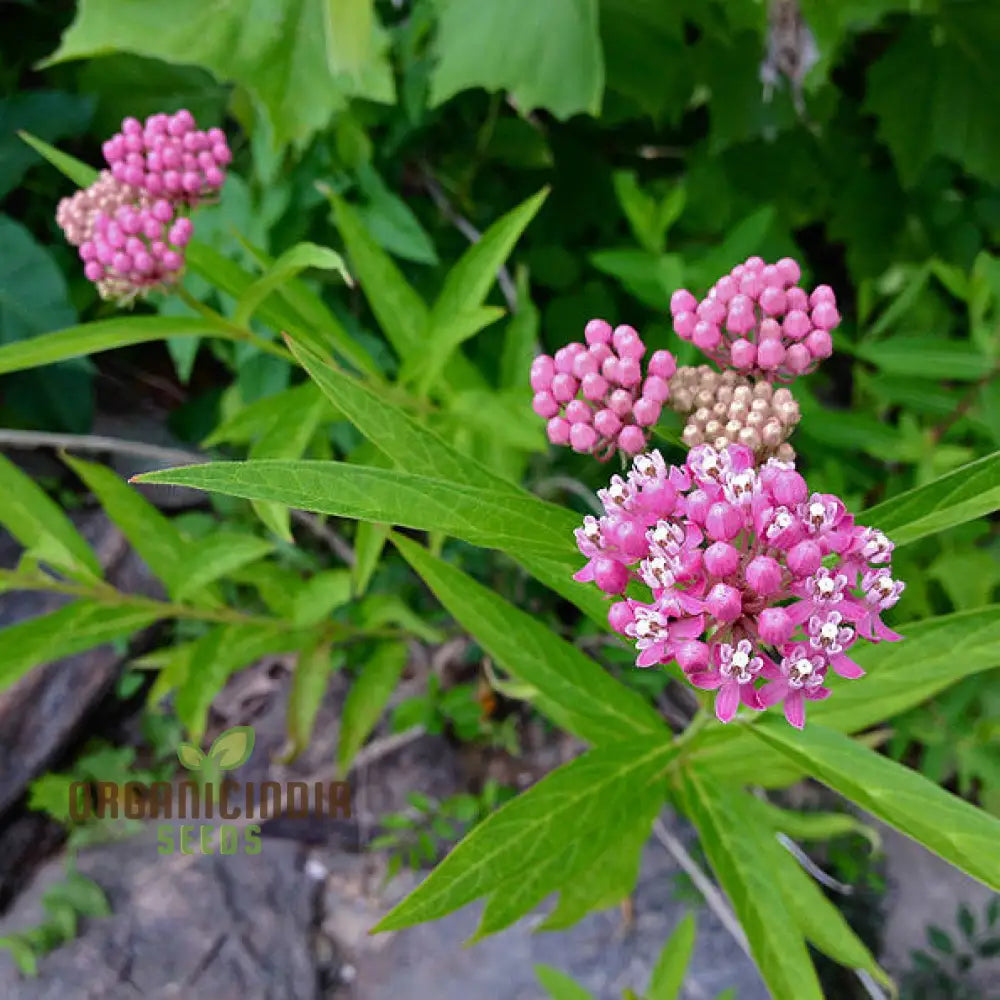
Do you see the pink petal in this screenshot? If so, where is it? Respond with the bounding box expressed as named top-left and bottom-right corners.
top-left (758, 680), bottom-right (788, 707)
top-left (672, 614), bottom-right (706, 639)
top-left (573, 563), bottom-right (596, 583)
top-left (806, 685), bottom-right (832, 701)
top-left (784, 690), bottom-right (806, 729)
top-left (874, 619), bottom-right (903, 642)
top-left (830, 652), bottom-right (865, 679)
top-left (714, 680), bottom-right (741, 723)
top-left (688, 670), bottom-right (724, 691)
top-left (787, 600), bottom-right (816, 625)
top-left (636, 644), bottom-right (667, 668)
top-left (740, 683), bottom-right (764, 711)
top-left (758, 653), bottom-right (782, 680)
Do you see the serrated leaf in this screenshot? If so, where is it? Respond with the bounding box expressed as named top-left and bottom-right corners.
top-left (172, 532), bottom-right (273, 601)
top-left (0, 600), bottom-right (162, 692)
top-left (751, 718), bottom-right (1000, 892)
top-left (134, 460), bottom-right (578, 560)
top-left (0, 454), bottom-right (101, 581)
top-left (393, 534), bottom-right (666, 744)
top-left (208, 724), bottom-right (256, 769)
top-left (647, 913), bottom-right (696, 1000)
top-left (0, 316), bottom-right (217, 376)
top-left (44, 0), bottom-right (395, 150)
top-left (337, 640), bottom-right (408, 774)
top-left (677, 773), bottom-right (824, 1000)
top-left (233, 242), bottom-right (352, 328)
top-left (430, 0), bottom-right (604, 119)
top-left (372, 738), bottom-right (674, 936)
top-left (860, 450), bottom-right (1000, 547)
top-left (177, 742), bottom-right (206, 770)
top-left (534, 965), bottom-right (596, 1000)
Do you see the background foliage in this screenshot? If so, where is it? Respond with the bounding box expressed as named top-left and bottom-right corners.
top-left (2, 0), bottom-right (999, 996)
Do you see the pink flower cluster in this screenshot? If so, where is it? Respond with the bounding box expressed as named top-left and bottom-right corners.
top-left (531, 320), bottom-right (676, 459)
top-left (670, 256), bottom-right (840, 381)
top-left (79, 204), bottom-right (193, 298)
top-left (102, 110), bottom-right (230, 204)
top-left (574, 444), bottom-right (904, 728)
top-left (56, 110), bottom-right (228, 303)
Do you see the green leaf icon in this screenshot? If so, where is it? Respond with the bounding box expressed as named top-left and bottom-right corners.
top-left (208, 725), bottom-right (255, 770)
top-left (177, 743), bottom-right (206, 771)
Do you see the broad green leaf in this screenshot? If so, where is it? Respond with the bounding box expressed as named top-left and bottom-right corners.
top-left (134, 461), bottom-right (578, 560)
top-left (287, 341), bottom-right (510, 491)
top-left (393, 535), bottom-right (666, 744)
top-left (429, 0), bottom-right (604, 119)
top-left (678, 772), bottom-right (824, 1000)
top-left (0, 600), bottom-right (163, 691)
top-left (64, 455), bottom-right (189, 598)
top-left (373, 738), bottom-right (674, 935)
top-left (537, 808), bottom-right (648, 930)
top-left (860, 451), bottom-right (1000, 546)
top-left (406, 306), bottom-right (506, 396)
top-left (233, 242), bottom-right (352, 328)
top-left (751, 718), bottom-right (1000, 892)
top-left (865, 7), bottom-right (1000, 186)
top-left (431, 188), bottom-right (548, 323)
top-left (813, 606), bottom-right (1000, 731)
top-left (0, 454), bottom-right (101, 580)
top-left (337, 640), bottom-right (408, 773)
top-left (44, 0), bottom-right (395, 149)
top-left (16, 131), bottom-right (98, 188)
top-left (535, 965), bottom-right (595, 1000)
top-left (285, 642), bottom-right (341, 761)
top-left (176, 623), bottom-right (302, 740)
top-left (743, 799), bottom-right (890, 987)
top-left (647, 913), bottom-right (696, 1000)
top-left (208, 724), bottom-right (256, 769)
top-left (172, 532), bottom-right (274, 601)
top-left (327, 192), bottom-right (428, 359)
top-left (0, 316), bottom-right (217, 376)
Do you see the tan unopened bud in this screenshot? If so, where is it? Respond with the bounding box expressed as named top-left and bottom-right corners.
top-left (695, 389), bottom-right (715, 409)
top-left (693, 406), bottom-right (711, 428)
top-left (725, 419), bottom-right (742, 440)
top-left (746, 410), bottom-right (765, 429)
top-left (761, 420), bottom-right (785, 447)
top-left (773, 387), bottom-right (794, 407)
top-left (704, 419), bottom-right (723, 439)
top-left (733, 385), bottom-right (753, 406)
top-left (753, 381), bottom-right (773, 399)
top-left (712, 401), bottom-right (728, 419)
top-left (738, 427), bottom-right (761, 450)
top-left (776, 443), bottom-right (796, 463)
top-left (682, 424), bottom-right (703, 447)
top-left (713, 435), bottom-right (730, 451)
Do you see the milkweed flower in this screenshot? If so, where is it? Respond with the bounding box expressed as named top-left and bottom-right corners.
top-left (670, 256), bottom-right (839, 382)
top-left (575, 443), bottom-right (904, 728)
top-left (531, 320), bottom-right (676, 459)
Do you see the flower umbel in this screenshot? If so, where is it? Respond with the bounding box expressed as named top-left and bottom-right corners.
top-left (575, 443), bottom-right (904, 728)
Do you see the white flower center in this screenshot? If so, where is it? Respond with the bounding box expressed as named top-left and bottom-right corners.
top-left (820, 622), bottom-right (838, 643)
top-left (809, 502), bottom-right (826, 522)
top-left (817, 577), bottom-right (835, 596)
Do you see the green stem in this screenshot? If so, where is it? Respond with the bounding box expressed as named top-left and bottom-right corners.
top-left (177, 286), bottom-right (293, 363)
top-left (673, 706), bottom-right (713, 750)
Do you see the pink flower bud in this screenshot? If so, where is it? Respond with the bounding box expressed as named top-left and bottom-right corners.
top-left (809, 284), bottom-right (835, 307)
top-left (783, 310), bottom-right (811, 340)
top-left (572, 351), bottom-right (598, 379)
top-left (806, 329), bottom-right (833, 358)
top-left (530, 355), bottom-right (555, 391)
top-left (730, 339), bottom-right (757, 369)
top-left (608, 600), bottom-right (634, 633)
top-left (705, 501), bottom-right (742, 541)
top-left (584, 318), bottom-right (613, 344)
top-left (612, 324), bottom-right (645, 359)
top-left (670, 289), bottom-right (697, 316)
top-left (757, 339), bottom-right (785, 370)
top-left (633, 397), bottom-right (661, 426)
top-left (704, 541), bottom-right (740, 577)
top-left (785, 344), bottom-right (812, 374)
top-left (593, 557), bottom-right (629, 594)
top-left (692, 322), bottom-right (721, 350)
top-left (547, 417), bottom-right (571, 445)
top-left (713, 276), bottom-right (737, 303)
top-left (564, 400), bottom-right (592, 424)
top-left (617, 425), bottom-right (646, 454)
top-left (648, 350), bottom-right (676, 379)
top-left (706, 582), bottom-right (742, 622)
top-left (642, 375), bottom-right (670, 403)
top-left (608, 389), bottom-right (633, 417)
top-left (811, 302), bottom-right (840, 330)
top-left (532, 392), bottom-right (559, 418)
top-left (758, 286), bottom-right (786, 315)
top-left (777, 257), bottom-right (801, 285)
top-left (745, 555), bottom-right (782, 596)
top-left (554, 346), bottom-right (577, 373)
top-left (609, 520), bottom-right (649, 559)
top-left (787, 540), bottom-right (822, 577)
top-left (675, 639), bottom-right (710, 672)
top-left (673, 311), bottom-right (696, 339)
top-left (570, 422), bottom-right (598, 453)
top-left (594, 409), bottom-right (621, 437)
top-left (771, 469), bottom-right (807, 505)
top-left (617, 356), bottom-right (642, 387)
top-left (758, 607), bottom-right (793, 644)
top-left (551, 373), bottom-right (578, 403)
top-left (581, 372), bottom-right (609, 400)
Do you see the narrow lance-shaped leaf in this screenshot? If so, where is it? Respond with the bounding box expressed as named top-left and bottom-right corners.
top-left (172, 532), bottom-right (274, 601)
top-left (372, 738), bottom-right (675, 936)
top-left (407, 305), bottom-right (506, 396)
top-left (0, 454), bottom-right (102, 580)
top-left (0, 316), bottom-right (218, 376)
top-left (134, 460), bottom-right (579, 560)
top-left (860, 450), bottom-right (1000, 546)
top-left (647, 913), bottom-right (696, 1000)
top-left (393, 534), bottom-right (666, 744)
top-left (0, 601), bottom-right (163, 692)
top-left (17, 131), bottom-right (98, 187)
top-left (534, 965), bottom-right (595, 1000)
top-left (284, 642), bottom-right (342, 762)
top-left (751, 717), bottom-right (1000, 892)
top-left (677, 772), bottom-right (825, 1000)
top-left (337, 640), bottom-right (408, 774)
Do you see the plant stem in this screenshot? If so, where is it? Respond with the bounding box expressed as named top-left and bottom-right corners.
top-left (176, 285), bottom-right (293, 363)
top-left (673, 706), bottom-right (713, 749)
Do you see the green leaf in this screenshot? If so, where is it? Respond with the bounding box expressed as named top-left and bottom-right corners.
top-left (44, 0), bottom-right (395, 150)
top-left (47, 872), bottom-right (111, 918)
top-left (177, 742), bottom-right (206, 770)
top-left (405, 306), bottom-right (506, 395)
top-left (678, 773), bottom-right (824, 1000)
top-left (337, 640), bottom-right (409, 774)
top-left (133, 460), bottom-right (578, 560)
top-left (356, 162), bottom-right (439, 265)
top-left (860, 451), bottom-right (1000, 547)
top-left (172, 532), bottom-right (273, 601)
top-left (429, 0), bottom-right (604, 119)
top-left (865, 6), bottom-right (1000, 185)
top-left (16, 130), bottom-right (98, 188)
top-left (285, 642), bottom-right (340, 761)
top-left (0, 316), bottom-right (217, 376)
top-left (64, 455), bottom-right (190, 598)
top-left (0, 600), bottom-right (163, 691)
top-left (233, 242), bottom-right (352, 328)
top-left (534, 965), bottom-right (595, 1000)
top-left (0, 934), bottom-right (39, 977)
top-left (853, 338), bottom-right (994, 380)
top-left (204, 383), bottom-right (328, 446)
top-left (373, 738), bottom-right (674, 936)
top-left (287, 341), bottom-right (509, 492)
top-left (176, 624), bottom-right (301, 740)
top-left (751, 799), bottom-right (880, 852)
top-left (353, 521), bottom-right (389, 597)
top-left (208, 724), bottom-right (256, 769)
top-left (0, 454), bottom-right (102, 581)
top-left (647, 913), bottom-right (696, 1000)
top-left (393, 534), bottom-right (666, 744)
top-left (751, 718), bottom-right (1000, 892)
top-left (812, 606), bottom-right (1000, 731)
